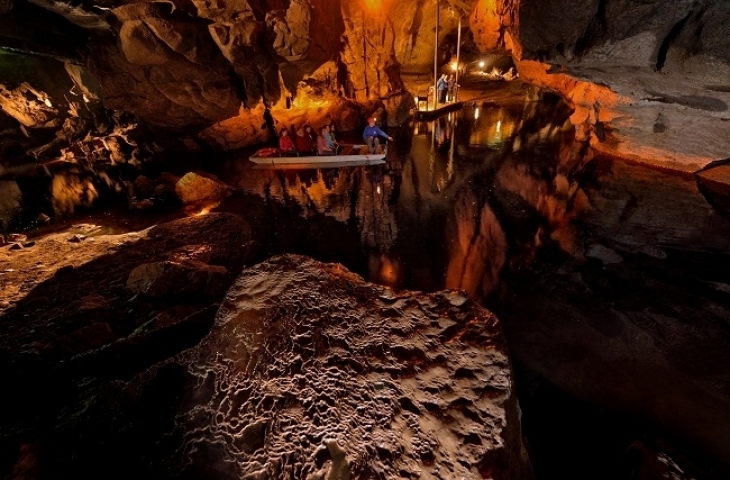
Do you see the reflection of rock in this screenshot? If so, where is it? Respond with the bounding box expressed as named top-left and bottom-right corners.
top-left (357, 170), bottom-right (397, 251)
top-left (446, 188), bottom-right (508, 300)
top-left (498, 151), bottom-right (730, 475)
top-left (582, 158), bottom-right (730, 252)
top-left (77, 255), bottom-right (530, 479)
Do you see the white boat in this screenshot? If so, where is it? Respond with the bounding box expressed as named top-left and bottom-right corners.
top-left (249, 144), bottom-right (387, 166)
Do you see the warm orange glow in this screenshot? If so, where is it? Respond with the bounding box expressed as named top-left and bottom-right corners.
top-left (451, 62), bottom-right (458, 71)
top-left (184, 200), bottom-right (221, 217)
top-left (373, 254), bottom-right (400, 287)
top-left (362, 0), bottom-right (382, 12)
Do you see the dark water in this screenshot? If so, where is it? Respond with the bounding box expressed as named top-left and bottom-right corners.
top-left (209, 93), bottom-right (730, 479)
top-left (218, 95), bottom-right (575, 297)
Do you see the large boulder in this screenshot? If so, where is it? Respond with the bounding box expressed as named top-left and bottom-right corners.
top-left (61, 255), bottom-right (532, 479)
top-left (174, 171), bottom-right (232, 204)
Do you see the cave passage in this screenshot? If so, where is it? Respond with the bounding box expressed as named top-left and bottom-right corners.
top-left (2, 85), bottom-right (729, 480)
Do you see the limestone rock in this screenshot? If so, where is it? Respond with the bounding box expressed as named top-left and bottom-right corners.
top-left (0, 82), bottom-right (59, 128)
top-left (126, 259), bottom-right (227, 299)
top-left (174, 171), bottom-right (232, 204)
top-left (45, 322), bottom-right (116, 357)
top-left (696, 163), bottom-right (730, 216)
top-left (0, 181), bottom-right (22, 229)
top-left (134, 175), bottom-right (155, 199)
top-left (100, 255), bottom-right (531, 479)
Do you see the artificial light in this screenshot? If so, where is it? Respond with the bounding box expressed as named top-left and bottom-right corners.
top-left (451, 63), bottom-right (458, 71)
top-left (479, 61), bottom-right (485, 68)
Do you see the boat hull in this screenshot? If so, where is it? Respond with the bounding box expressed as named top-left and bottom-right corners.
top-left (249, 153), bottom-right (386, 165)
top-left (249, 144), bottom-right (387, 166)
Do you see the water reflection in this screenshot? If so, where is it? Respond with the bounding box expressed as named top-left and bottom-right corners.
top-left (221, 93), bottom-right (574, 298)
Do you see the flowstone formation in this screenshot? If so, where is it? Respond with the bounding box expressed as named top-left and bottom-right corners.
top-left (73, 254), bottom-right (531, 479)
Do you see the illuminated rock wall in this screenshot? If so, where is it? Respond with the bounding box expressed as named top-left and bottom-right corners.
top-left (476, 0), bottom-right (730, 172)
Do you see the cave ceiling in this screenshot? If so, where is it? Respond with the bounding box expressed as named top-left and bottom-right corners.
top-left (0, 0), bottom-right (729, 155)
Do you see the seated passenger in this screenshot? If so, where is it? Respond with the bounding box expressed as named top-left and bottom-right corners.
top-left (295, 127), bottom-right (314, 154)
top-left (328, 124), bottom-right (340, 149)
top-left (317, 126), bottom-right (335, 155)
top-left (278, 128), bottom-right (296, 156)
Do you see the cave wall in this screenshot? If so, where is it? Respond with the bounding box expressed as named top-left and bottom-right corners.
top-left (3, 0), bottom-right (730, 159)
top-left (471, 0), bottom-right (730, 173)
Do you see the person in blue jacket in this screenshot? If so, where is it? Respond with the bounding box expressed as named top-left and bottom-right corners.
top-left (437, 74), bottom-right (448, 103)
top-left (363, 117), bottom-right (393, 154)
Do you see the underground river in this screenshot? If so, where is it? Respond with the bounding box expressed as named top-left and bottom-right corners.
top-left (209, 93), bottom-right (730, 479)
top-left (2, 87), bottom-right (730, 479)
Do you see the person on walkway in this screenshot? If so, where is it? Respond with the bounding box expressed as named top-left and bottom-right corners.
top-left (294, 127), bottom-right (314, 154)
top-left (317, 126), bottom-right (336, 155)
top-left (446, 74), bottom-right (456, 102)
top-left (363, 117), bottom-right (393, 154)
top-left (437, 74), bottom-right (448, 104)
top-left (278, 128), bottom-right (296, 155)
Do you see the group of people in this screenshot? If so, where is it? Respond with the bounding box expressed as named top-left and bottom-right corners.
top-left (436, 74), bottom-right (458, 104)
top-left (278, 124), bottom-right (338, 156)
top-left (278, 117), bottom-right (392, 156)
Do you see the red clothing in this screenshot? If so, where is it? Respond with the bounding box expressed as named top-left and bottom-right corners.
top-left (295, 133), bottom-right (313, 153)
top-left (279, 135), bottom-right (295, 152)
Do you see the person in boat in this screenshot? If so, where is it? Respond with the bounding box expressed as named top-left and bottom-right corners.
top-left (363, 117), bottom-right (393, 154)
top-left (278, 128), bottom-right (296, 156)
top-left (317, 126), bottom-right (336, 155)
top-left (328, 124), bottom-right (340, 149)
top-left (294, 127), bottom-right (314, 155)
top-left (303, 125), bottom-right (318, 152)
top-left (322, 125), bottom-right (337, 152)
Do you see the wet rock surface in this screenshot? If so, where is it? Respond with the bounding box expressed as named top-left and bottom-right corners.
top-left (0, 213), bottom-right (258, 453)
top-left (48, 254), bottom-right (529, 480)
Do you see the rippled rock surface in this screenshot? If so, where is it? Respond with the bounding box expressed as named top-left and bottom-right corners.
top-left (70, 255), bottom-right (530, 479)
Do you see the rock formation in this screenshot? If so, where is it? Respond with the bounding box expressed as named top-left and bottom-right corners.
top-left (480, 0), bottom-right (730, 175)
top-left (48, 254), bottom-right (531, 479)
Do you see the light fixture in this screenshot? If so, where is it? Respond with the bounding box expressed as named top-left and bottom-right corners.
top-left (479, 61), bottom-right (485, 68)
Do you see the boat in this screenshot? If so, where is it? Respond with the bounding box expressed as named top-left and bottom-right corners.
top-left (252, 158), bottom-right (386, 170)
top-left (249, 144), bottom-right (387, 166)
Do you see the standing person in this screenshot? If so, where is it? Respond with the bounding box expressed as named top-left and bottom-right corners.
top-left (446, 74), bottom-right (456, 102)
top-left (437, 74), bottom-right (448, 104)
top-left (317, 126), bottom-right (335, 155)
top-left (278, 128), bottom-right (296, 155)
top-left (294, 127), bottom-right (314, 154)
top-left (363, 117), bottom-right (393, 154)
